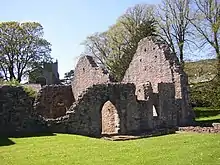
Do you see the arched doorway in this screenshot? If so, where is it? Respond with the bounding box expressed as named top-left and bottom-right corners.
top-left (101, 100), bottom-right (120, 135)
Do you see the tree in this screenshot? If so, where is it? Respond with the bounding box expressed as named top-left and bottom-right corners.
top-left (189, 0), bottom-right (220, 76)
top-left (157, 0), bottom-right (192, 67)
top-left (0, 21), bottom-right (52, 82)
top-left (82, 32), bottom-right (110, 66)
top-left (61, 69), bottom-right (74, 85)
top-left (82, 4), bottom-right (157, 81)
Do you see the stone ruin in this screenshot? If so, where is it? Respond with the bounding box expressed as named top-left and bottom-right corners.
top-left (0, 37), bottom-right (195, 137)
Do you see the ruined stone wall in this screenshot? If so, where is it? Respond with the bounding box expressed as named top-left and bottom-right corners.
top-left (123, 38), bottom-right (194, 126)
top-left (0, 85), bottom-right (47, 136)
top-left (72, 56), bottom-right (112, 100)
top-left (34, 85), bottom-right (74, 118)
top-left (48, 83), bottom-right (144, 137)
top-left (157, 83), bottom-right (177, 127)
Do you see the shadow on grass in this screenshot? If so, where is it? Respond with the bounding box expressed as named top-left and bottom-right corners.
top-left (194, 119), bottom-right (220, 127)
top-left (9, 132), bottom-right (56, 138)
top-left (0, 132), bottom-right (56, 147)
top-left (0, 137), bottom-right (15, 147)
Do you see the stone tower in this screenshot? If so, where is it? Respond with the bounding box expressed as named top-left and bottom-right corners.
top-left (28, 60), bottom-right (60, 85)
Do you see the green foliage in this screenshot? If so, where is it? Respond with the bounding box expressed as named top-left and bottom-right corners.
top-left (196, 114), bottom-right (220, 122)
top-left (82, 4), bottom-right (157, 81)
top-left (0, 21), bottom-right (52, 82)
top-left (190, 77), bottom-right (220, 108)
top-left (0, 79), bottom-right (20, 86)
top-left (106, 16), bottom-right (157, 81)
top-left (60, 69), bottom-right (74, 85)
top-left (0, 134), bottom-right (220, 165)
top-left (22, 85), bottom-right (37, 98)
top-left (0, 79), bottom-right (37, 98)
top-left (194, 106), bottom-right (220, 123)
top-left (185, 59), bottom-right (220, 108)
top-left (193, 107), bottom-right (220, 111)
top-left (184, 59), bottom-right (217, 84)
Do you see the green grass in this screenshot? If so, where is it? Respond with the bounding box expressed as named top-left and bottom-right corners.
top-left (194, 107), bottom-right (220, 111)
top-left (196, 114), bottom-right (220, 122)
top-left (0, 133), bottom-right (220, 165)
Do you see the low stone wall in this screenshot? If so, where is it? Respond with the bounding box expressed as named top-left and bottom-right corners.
top-left (47, 83), bottom-right (179, 137)
top-left (0, 85), bottom-right (48, 136)
top-left (47, 83), bottom-right (143, 137)
top-left (178, 123), bottom-right (220, 133)
top-left (34, 85), bottom-right (74, 118)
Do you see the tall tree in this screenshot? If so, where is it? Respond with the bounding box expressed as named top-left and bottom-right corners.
top-left (82, 32), bottom-right (110, 66)
top-left (157, 0), bottom-right (192, 67)
top-left (82, 4), bottom-right (157, 81)
top-left (189, 0), bottom-right (220, 76)
top-left (0, 21), bottom-right (52, 82)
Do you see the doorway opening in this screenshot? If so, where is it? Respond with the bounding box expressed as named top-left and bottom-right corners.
top-left (101, 100), bottom-right (120, 135)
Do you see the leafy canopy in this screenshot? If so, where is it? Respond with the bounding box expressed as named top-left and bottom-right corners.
top-left (0, 21), bottom-right (52, 82)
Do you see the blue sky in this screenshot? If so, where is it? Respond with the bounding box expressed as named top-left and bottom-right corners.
top-left (1, 0), bottom-right (162, 78)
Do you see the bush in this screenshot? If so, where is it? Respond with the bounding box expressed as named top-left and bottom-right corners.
top-left (0, 79), bottom-right (20, 86)
top-left (0, 79), bottom-right (37, 98)
top-left (190, 77), bottom-right (220, 108)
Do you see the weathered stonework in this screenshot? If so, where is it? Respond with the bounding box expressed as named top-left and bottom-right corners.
top-left (47, 81), bottom-right (179, 137)
top-left (0, 37), bottom-right (197, 137)
top-left (123, 38), bottom-right (194, 126)
top-left (34, 85), bottom-right (74, 118)
top-left (48, 83), bottom-right (142, 137)
top-left (0, 86), bottom-right (48, 136)
top-left (72, 56), bottom-right (112, 100)
top-left (44, 38), bottom-right (195, 137)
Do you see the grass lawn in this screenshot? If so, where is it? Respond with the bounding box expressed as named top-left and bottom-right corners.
top-left (0, 133), bottom-right (220, 165)
top-left (196, 114), bottom-right (220, 122)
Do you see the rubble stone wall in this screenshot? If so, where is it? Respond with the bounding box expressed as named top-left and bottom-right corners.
top-left (47, 82), bottom-right (178, 137)
top-left (72, 56), bottom-right (112, 100)
top-left (48, 83), bottom-right (143, 137)
top-left (123, 38), bottom-right (194, 126)
top-left (0, 85), bottom-right (47, 136)
top-left (34, 85), bottom-right (74, 118)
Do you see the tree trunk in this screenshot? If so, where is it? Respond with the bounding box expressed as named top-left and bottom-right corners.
top-left (9, 66), bottom-right (16, 81)
top-left (179, 44), bottom-right (184, 69)
top-left (217, 56), bottom-right (220, 80)
top-left (17, 76), bottom-right (22, 83)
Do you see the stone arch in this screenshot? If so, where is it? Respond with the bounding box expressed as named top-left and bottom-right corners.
top-left (101, 100), bottom-right (120, 135)
top-left (66, 83), bottom-right (139, 137)
top-left (93, 94), bottom-right (124, 137)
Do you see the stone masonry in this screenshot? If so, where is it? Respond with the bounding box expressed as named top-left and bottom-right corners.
top-left (72, 55), bottom-right (112, 100)
top-left (123, 37), bottom-right (194, 126)
top-left (46, 37), bottom-right (194, 137)
top-left (0, 37), bottom-right (196, 137)
top-left (0, 86), bottom-right (48, 136)
top-left (48, 83), bottom-right (150, 137)
top-left (34, 85), bottom-right (74, 118)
